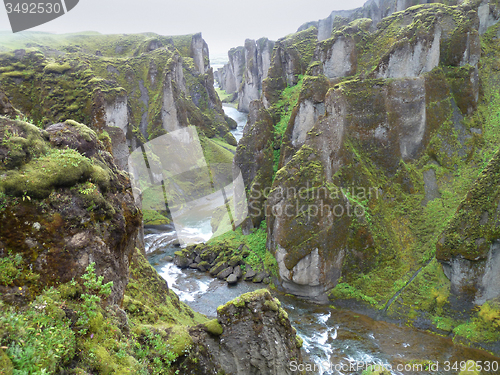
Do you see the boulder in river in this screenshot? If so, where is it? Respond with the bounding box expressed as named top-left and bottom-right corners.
top-left (210, 261), bottom-right (228, 276)
top-left (217, 267), bottom-right (234, 280)
top-left (253, 271), bottom-right (269, 283)
top-left (226, 274), bottom-right (238, 285)
top-left (174, 252), bottom-right (191, 269)
top-left (233, 265), bottom-right (242, 279)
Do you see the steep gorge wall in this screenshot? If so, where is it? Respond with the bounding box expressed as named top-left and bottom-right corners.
top-left (215, 38), bottom-right (275, 112)
top-left (233, 0), bottom-right (500, 352)
top-left (0, 33), bottom-right (234, 171)
top-left (298, 0), bottom-right (500, 41)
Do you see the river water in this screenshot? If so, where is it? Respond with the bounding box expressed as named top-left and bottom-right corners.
top-left (144, 107), bottom-right (500, 375)
top-left (223, 104), bottom-right (247, 142)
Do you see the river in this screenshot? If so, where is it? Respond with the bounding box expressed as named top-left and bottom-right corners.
top-left (144, 106), bottom-right (500, 375)
top-left (223, 104), bottom-right (247, 142)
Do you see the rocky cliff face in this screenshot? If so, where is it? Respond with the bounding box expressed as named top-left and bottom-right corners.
top-left (216, 38), bottom-right (275, 112)
top-left (232, 0), bottom-right (500, 351)
top-left (261, 1), bottom-right (489, 299)
top-left (0, 33), bottom-right (234, 171)
top-left (234, 100), bottom-right (275, 228)
top-left (0, 116), bottom-right (141, 306)
top-left (437, 148), bottom-right (500, 306)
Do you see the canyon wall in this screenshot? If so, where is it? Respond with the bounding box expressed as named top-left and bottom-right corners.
top-left (233, 0), bottom-right (500, 352)
top-left (215, 38), bottom-right (275, 112)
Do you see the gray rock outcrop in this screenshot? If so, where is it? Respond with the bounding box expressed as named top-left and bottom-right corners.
top-left (216, 38), bottom-right (275, 112)
top-left (179, 290), bottom-right (304, 374)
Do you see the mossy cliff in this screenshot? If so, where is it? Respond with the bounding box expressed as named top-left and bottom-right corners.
top-left (297, 0), bottom-right (499, 41)
top-left (0, 116), bottom-right (141, 305)
top-left (229, 0), bottom-right (500, 354)
top-left (0, 31), bottom-right (237, 226)
top-left (177, 289), bottom-right (304, 375)
top-left (0, 31), bottom-right (235, 163)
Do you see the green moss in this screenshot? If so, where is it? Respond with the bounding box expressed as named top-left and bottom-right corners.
top-left (0, 349), bottom-right (13, 375)
top-left (0, 148), bottom-right (94, 198)
top-left (0, 290), bottom-right (76, 374)
top-left (386, 258), bottom-right (450, 317)
top-left (0, 252), bottom-right (40, 286)
top-left (453, 301), bottom-right (500, 344)
top-left (215, 87), bottom-right (234, 102)
top-left (437, 148), bottom-right (500, 260)
top-left (165, 325), bottom-right (193, 356)
top-left (329, 282), bottom-right (379, 306)
top-left (64, 119), bottom-right (97, 142)
top-left (44, 62), bottom-right (72, 74)
top-left (203, 319), bottom-right (223, 335)
top-left (264, 299), bottom-right (279, 312)
top-left (208, 221), bottom-right (277, 275)
top-left (143, 210), bottom-right (171, 226)
top-left (217, 289), bottom-right (271, 313)
top-left (126, 249), bottom-right (206, 325)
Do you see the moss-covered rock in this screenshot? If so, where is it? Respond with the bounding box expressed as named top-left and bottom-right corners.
top-left (179, 289), bottom-right (304, 374)
top-left (262, 27), bottom-right (318, 105)
top-left (0, 114), bottom-right (141, 305)
top-left (202, 318), bottom-right (223, 335)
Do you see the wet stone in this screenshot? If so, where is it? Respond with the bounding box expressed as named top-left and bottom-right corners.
top-left (233, 265), bottom-right (242, 279)
top-left (210, 261), bottom-right (228, 276)
top-left (197, 261), bottom-right (210, 272)
top-left (227, 274), bottom-right (238, 285)
top-left (253, 272), bottom-right (269, 283)
top-left (217, 267), bottom-right (234, 280)
top-left (174, 255), bottom-right (190, 269)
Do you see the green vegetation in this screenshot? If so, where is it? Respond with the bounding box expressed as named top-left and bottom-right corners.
top-left (44, 62), bottom-right (72, 74)
top-left (0, 252), bottom-right (39, 286)
top-left (453, 301), bottom-right (500, 344)
top-left (0, 148), bottom-right (95, 198)
top-left (203, 319), bottom-right (223, 335)
top-left (143, 210), bottom-right (171, 226)
top-left (273, 75), bottom-right (304, 136)
top-left (0, 248), bottom-right (206, 374)
top-left (215, 87), bottom-right (234, 102)
top-left (208, 221), bottom-right (278, 276)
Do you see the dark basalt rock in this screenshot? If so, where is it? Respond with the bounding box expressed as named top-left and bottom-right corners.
top-left (0, 116), bottom-right (141, 306)
top-left (174, 254), bottom-right (191, 269)
top-left (233, 265), bottom-right (242, 279)
top-left (252, 271), bottom-right (269, 283)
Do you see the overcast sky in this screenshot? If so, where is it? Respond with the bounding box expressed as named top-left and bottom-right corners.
top-left (0, 0), bottom-right (366, 58)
